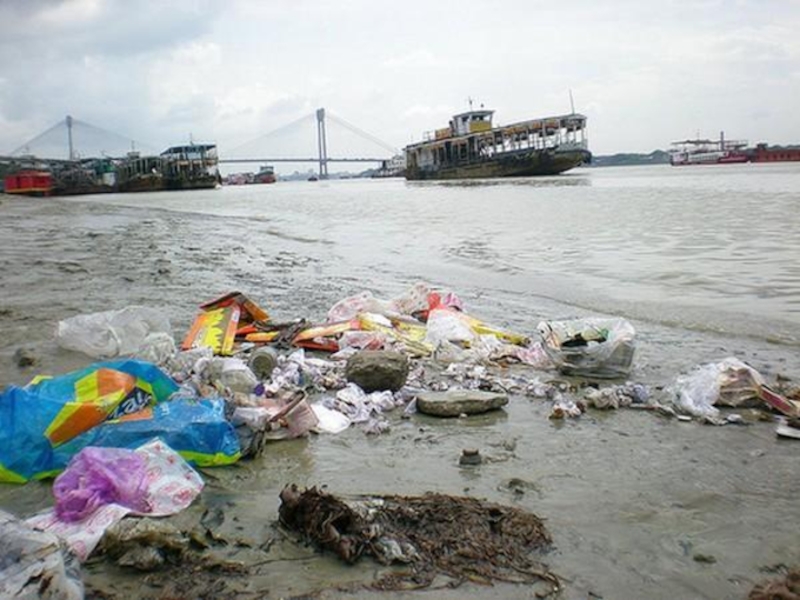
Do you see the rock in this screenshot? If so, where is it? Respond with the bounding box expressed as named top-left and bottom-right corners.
top-left (459, 449), bottom-right (482, 466)
top-left (100, 518), bottom-right (189, 571)
top-left (345, 350), bottom-right (409, 392)
top-left (693, 553), bottom-right (717, 564)
top-left (13, 347), bottom-right (38, 368)
top-left (416, 390), bottom-right (508, 417)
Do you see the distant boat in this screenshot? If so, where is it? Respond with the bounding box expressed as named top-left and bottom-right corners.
top-left (669, 132), bottom-right (748, 166)
top-left (404, 106), bottom-right (591, 180)
top-left (253, 165), bottom-right (276, 184)
top-left (117, 144), bottom-right (221, 191)
top-left (372, 154), bottom-right (406, 178)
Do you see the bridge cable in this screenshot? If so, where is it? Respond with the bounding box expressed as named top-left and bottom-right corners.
top-left (9, 119), bottom-right (66, 156)
top-left (72, 117), bottom-right (158, 156)
top-left (226, 112), bottom-right (316, 155)
top-left (326, 112), bottom-right (399, 155)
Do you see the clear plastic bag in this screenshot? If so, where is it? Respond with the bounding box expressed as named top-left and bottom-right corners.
top-left (56, 306), bottom-right (172, 359)
top-left (134, 332), bottom-right (177, 366)
top-left (202, 357), bottom-right (259, 394)
top-left (538, 318), bottom-right (636, 378)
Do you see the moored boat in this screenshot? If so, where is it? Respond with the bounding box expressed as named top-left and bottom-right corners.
top-left (404, 106), bottom-right (591, 180)
top-left (3, 170), bottom-right (53, 196)
top-left (253, 165), bottom-right (276, 184)
top-left (669, 132), bottom-right (748, 166)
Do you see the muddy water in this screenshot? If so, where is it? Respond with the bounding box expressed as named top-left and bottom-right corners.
top-left (1, 164), bottom-right (800, 599)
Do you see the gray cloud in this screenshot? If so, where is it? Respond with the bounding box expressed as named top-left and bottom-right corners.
top-left (2, 0), bottom-right (799, 161)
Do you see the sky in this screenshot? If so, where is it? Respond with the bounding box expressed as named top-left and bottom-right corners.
top-left (1, 0), bottom-right (800, 171)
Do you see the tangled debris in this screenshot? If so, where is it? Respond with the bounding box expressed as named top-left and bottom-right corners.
top-left (278, 484), bottom-right (557, 592)
top-left (749, 566), bottom-right (800, 600)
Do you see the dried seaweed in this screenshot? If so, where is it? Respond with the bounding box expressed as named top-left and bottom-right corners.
top-left (278, 484), bottom-right (558, 592)
top-left (749, 566), bottom-right (800, 600)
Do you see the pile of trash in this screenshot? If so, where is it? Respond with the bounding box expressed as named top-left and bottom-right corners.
top-left (278, 484), bottom-right (558, 592)
top-left (4, 283), bottom-right (799, 480)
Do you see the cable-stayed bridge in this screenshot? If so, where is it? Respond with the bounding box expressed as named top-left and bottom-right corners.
top-left (2, 109), bottom-right (400, 179)
top-left (222, 108), bottom-right (399, 178)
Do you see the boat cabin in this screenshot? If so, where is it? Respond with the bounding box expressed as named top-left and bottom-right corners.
top-left (449, 109), bottom-right (494, 137)
top-left (161, 144), bottom-right (218, 161)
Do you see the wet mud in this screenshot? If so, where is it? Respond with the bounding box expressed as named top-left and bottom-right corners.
top-left (2, 181), bottom-right (800, 599)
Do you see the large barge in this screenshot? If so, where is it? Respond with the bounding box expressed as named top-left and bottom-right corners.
top-left (404, 106), bottom-right (591, 180)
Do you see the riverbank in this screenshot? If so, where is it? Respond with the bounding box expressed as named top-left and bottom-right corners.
top-left (1, 172), bottom-right (800, 598)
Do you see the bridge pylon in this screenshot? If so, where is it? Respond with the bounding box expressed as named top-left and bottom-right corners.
top-left (316, 108), bottom-right (328, 179)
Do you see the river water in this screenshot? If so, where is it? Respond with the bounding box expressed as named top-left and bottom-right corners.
top-left (1, 163), bottom-right (800, 599)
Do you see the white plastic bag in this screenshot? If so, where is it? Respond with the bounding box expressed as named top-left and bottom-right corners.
top-left (311, 403), bottom-right (352, 434)
top-left (0, 510), bottom-right (84, 600)
top-left (425, 309), bottom-right (476, 346)
top-left (668, 357), bottom-right (765, 418)
top-left (56, 306), bottom-right (172, 359)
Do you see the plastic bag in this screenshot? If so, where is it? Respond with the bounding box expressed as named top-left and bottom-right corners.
top-left (425, 309), bottom-right (477, 346)
top-left (0, 510), bottom-right (84, 599)
top-left (669, 362), bottom-right (723, 418)
top-left (0, 372), bottom-right (237, 483)
top-left (327, 283), bottom-right (435, 323)
top-left (56, 306), bottom-right (172, 359)
top-left (327, 291), bottom-right (395, 322)
top-left (26, 439), bottom-right (204, 562)
top-left (311, 403), bottom-right (352, 434)
top-left (53, 447), bottom-right (150, 522)
top-left (202, 357), bottom-right (258, 394)
top-left (667, 357), bottom-right (765, 418)
top-left (134, 332), bottom-right (177, 366)
top-left (57, 397), bottom-right (241, 469)
top-left (27, 359), bottom-right (178, 447)
top-left (538, 318), bottom-right (636, 378)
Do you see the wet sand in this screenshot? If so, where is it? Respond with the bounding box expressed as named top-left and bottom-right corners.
top-left (1, 182), bottom-right (800, 599)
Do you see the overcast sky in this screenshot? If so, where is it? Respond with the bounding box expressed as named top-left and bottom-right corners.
top-left (2, 0), bottom-right (800, 166)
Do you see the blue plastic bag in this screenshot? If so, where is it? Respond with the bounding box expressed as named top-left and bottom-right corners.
top-left (56, 397), bottom-right (241, 469)
top-left (0, 360), bottom-right (239, 483)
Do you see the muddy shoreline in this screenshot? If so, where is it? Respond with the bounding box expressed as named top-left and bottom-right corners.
top-left (2, 189), bottom-right (800, 599)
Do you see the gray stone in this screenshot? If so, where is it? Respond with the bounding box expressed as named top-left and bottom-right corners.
top-left (459, 448), bottom-right (483, 466)
top-left (13, 347), bottom-right (38, 368)
top-left (416, 390), bottom-right (508, 417)
top-left (345, 350), bottom-right (409, 392)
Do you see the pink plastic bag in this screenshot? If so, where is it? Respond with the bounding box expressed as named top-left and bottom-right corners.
top-left (53, 446), bottom-right (150, 522)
